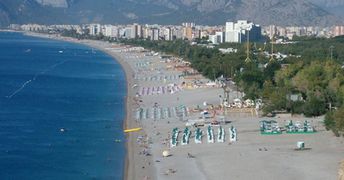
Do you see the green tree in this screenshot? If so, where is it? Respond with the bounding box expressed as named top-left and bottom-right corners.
top-left (325, 106), bottom-right (344, 137)
top-left (303, 93), bottom-right (326, 117)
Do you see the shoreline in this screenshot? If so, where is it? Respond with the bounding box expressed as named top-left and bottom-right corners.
top-left (18, 31), bottom-right (152, 180)
top-left (12, 31), bottom-right (344, 180)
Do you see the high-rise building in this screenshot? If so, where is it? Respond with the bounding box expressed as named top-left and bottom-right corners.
top-left (173, 28), bottom-right (183, 39)
top-left (195, 29), bottom-right (202, 40)
top-left (182, 22), bottom-right (195, 40)
top-left (182, 22), bottom-right (195, 28)
top-left (89, 24), bottom-right (101, 36)
top-left (104, 25), bottom-right (118, 38)
top-left (216, 31), bottom-right (224, 43)
top-left (200, 30), bottom-right (209, 39)
top-left (209, 31), bottom-right (225, 44)
top-left (153, 28), bottom-right (160, 41)
top-left (148, 28), bottom-right (160, 41)
top-left (142, 26), bottom-right (149, 39)
top-left (130, 23), bottom-right (143, 39)
top-left (131, 23), bottom-right (138, 39)
top-left (225, 20), bottom-right (261, 43)
top-left (137, 24), bottom-right (142, 38)
top-left (163, 27), bottom-right (172, 41)
top-left (124, 28), bottom-right (132, 39)
top-left (333, 26), bottom-right (344, 37)
top-left (225, 22), bottom-right (239, 42)
top-left (183, 27), bottom-right (193, 40)
top-left (278, 27), bottom-right (286, 37)
top-left (268, 25), bottom-right (277, 39)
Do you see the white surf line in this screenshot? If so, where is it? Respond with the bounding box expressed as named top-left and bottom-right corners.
top-left (6, 60), bottom-right (68, 99)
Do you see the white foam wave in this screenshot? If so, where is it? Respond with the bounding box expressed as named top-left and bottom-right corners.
top-left (6, 60), bottom-right (68, 99)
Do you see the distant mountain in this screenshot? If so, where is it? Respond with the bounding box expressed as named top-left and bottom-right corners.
top-left (34, 0), bottom-right (68, 8)
top-left (0, 0), bottom-right (70, 26)
top-left (312, 0), bottom-right (344, 18)
top-left (0, 0), bottom-right (342, 27)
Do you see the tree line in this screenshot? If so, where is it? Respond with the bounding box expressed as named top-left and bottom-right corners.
top-left (60, 29), bottom-right (344, 136)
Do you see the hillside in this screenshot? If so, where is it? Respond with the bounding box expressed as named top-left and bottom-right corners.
top-left (0, 0), bottom-right (342, 27)
top-left (312, 0), bottom-right (344, 18)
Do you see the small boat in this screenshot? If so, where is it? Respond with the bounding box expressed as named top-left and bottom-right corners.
top-left (124, 127), bottom-right (142, 133)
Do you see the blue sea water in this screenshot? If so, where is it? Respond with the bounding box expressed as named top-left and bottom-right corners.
top-left (0, 32), bottom-right (126, 180)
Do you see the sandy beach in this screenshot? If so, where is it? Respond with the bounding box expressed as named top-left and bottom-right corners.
top-left (24, 32), bottom-right (344, 180)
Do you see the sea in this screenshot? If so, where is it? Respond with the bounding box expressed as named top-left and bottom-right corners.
top-left (0, 32), bottom-right (126, 180)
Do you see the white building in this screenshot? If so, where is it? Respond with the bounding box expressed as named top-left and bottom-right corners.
top-left (225, 22), bottom-right (239, 42)
top-left (225, 20), bottom-right (261, 43)
top-left (137, 24), bottom-right (142, 38)
top-left (131, 24), bottom-right (137, 39)
top-left (173, 27), bottom-right (184, 39)
top-left (219, 48), bottom-right (238, 54)
top-left (215, 31), bottom-right (224, 43)
top-left (152, 28), bottom-right (160, 41)
top-left (89, 24), bottom-right (101, 36)
top-left (163, 27), bottom-right (172, 41)
top-left (209, 31), bottom-right (224, 44)
top-left (142, 26), bottom-right (149, 39)
top-left (131, 23), bottom-right (142, 39)
top-left (209, 35), bottom-right (217, 44)
top-left (124, 28), bottom-right (132, 39)
top-left (104, 25), bottom-right (118, 38)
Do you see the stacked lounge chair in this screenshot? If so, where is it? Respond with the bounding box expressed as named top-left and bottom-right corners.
top-left (181, 127), bottom-right (191, 145)
top-left (135, 108), bottom-right (143, 121)
top-left (260, 120), bottom-right (281, 135)
top-left (286, 120), bottom-right (295, 133)
top-left (303, 120), bottom-right (314, 132)
top-left (285, 120), bottom-right (315, 134)
top-left (195, 128), bottom-right (202, 144)
top-left (170, 128), bottom-right (179, 147)
top-left (229, 126), bottom-right (237, 142)
top-left (217, 126), bottom-right (225, 143)
top-left (207, 126), bottom-right (214, 143)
